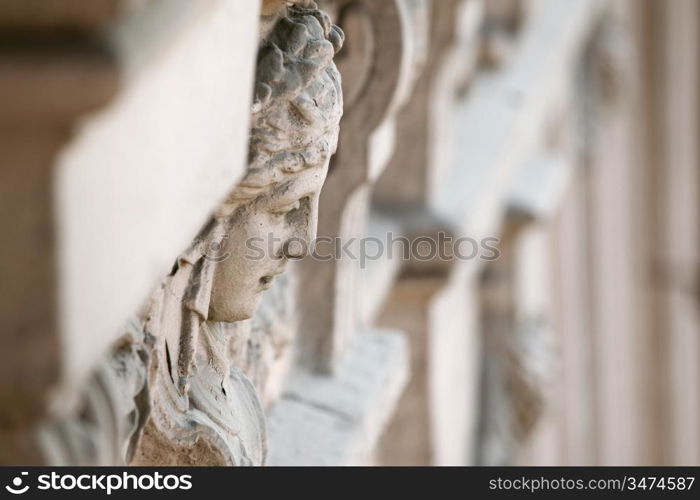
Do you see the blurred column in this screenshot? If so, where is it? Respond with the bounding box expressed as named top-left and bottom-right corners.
top-left (476, 154), bottom-right (571, 466)
top-left (373, 0), bottom-right (485, 465)
top-left (630, 0), bottom-right (700, 465)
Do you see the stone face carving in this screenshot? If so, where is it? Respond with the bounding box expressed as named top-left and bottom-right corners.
top-left (127, 2), bottom-right (344, 465)
top-left (4, 0), bottom-right (343, 468)
top-left (479, 0), bottom-right (529, 69)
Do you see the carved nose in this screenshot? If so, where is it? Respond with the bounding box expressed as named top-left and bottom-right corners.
top-left (282, 197), bottom-right (318, 258)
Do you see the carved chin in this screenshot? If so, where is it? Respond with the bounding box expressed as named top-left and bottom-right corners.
top-left (208, 292), bottom-right (264, 323)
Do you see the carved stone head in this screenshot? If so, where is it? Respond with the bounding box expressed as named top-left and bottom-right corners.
top-left (206, 2), bottom-right (344, 322)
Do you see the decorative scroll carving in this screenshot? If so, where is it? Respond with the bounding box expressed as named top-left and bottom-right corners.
top-left (578, 15), bottom-right (634, 156)
top-left (35, 318), bottom-right (150, 466)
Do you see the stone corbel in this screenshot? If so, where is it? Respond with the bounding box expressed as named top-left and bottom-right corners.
top-left (578, 11), bottom-right (635, 155)
top-left (475, 155), bottom-right (569, 465)
top-left (296, 0), bottom-right (429, 372)
top-left (478, 0), bottom-right (532, 70)
top-left (373, 0), bottom-right (483, 206)
top-left (368, 0), bottom-right (486, 466)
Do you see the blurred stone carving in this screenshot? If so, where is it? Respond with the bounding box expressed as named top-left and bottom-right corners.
top-left (478, 0), bottom-right (529, 69)
top-left (476, 219), bottom-right (556, 465)
top-left (374, 0), bottom-right (484, 466)
top-left (374, 0), bottom-right (483, 205)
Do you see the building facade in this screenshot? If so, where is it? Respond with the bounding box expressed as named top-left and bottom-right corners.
top-left (0, 0), bottom-right (698, 465)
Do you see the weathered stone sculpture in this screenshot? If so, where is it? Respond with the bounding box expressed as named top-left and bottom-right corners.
top-left (128, 2), bottom-right (344, 466)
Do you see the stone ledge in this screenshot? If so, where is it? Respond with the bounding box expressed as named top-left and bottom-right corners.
top-left (266, 329), bottom-right (409, 466)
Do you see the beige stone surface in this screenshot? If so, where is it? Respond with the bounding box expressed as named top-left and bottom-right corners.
top-left (2, 0), bottom-right (698, 469)
top-left (266, 329), bottom-right (408, 465)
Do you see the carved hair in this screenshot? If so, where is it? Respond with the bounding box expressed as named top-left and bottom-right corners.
top-left (219, 2), bottom-right (344, 211)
